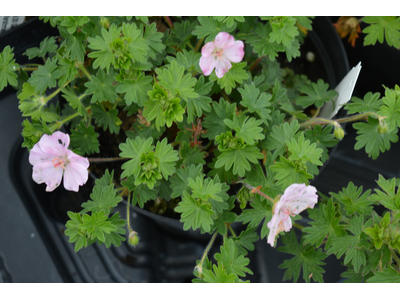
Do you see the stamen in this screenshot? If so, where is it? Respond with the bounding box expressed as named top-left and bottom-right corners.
top-left (52, 157), bottom-right (66, 169)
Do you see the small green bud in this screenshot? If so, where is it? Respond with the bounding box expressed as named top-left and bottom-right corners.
top-left (100, 17), bottom-right (110, 29)
top-left (128, 231), bottom-right (139, 247)
top-left (377, 119), bottom-right (388, 134)
top-left (334, 126), bottom-right (345, 140)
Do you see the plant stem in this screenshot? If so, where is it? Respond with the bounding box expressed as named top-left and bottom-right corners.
top-left (186, 42), bottom-right (194, 50)
top-left (249, 55), bottom-right (265, 72)
top-left (300, 112), bottom-right (385, 128)
top-left (293, 222), bottom-right (304, 230)
top-left (197, 231), bottom-right (218, 271)
top-left (20, 67), bottom-right (38, 71)
top-left (78, 64), bottom-right (92, 81)
top-left (221, 90), bottom-right (231, 103)
top-left (88, 157), bottom-right (129, 163)
top-left (164, 16), bottom-right (174, 29)
top-left (43, 79), bottom-right (72, 104)
top-left (126, 192), bottom-right (133, 232)
top-left (390, 248), bottom-right (400, 268)
top-left (242, 182), bottom-right (274, 203)
top-left (194, 37), bottom-right (205, 53)
top-left (228, 224), bottom-right (237, 237)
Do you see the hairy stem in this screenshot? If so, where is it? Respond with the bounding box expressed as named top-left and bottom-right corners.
top-left (242, 182), bottom-right (274, 203)
top-left (164, 16), bottom-right (174, 29)
top-left (88, 157), bottom-right (129, 163)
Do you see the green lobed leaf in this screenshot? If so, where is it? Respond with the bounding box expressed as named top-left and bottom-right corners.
top-left (203, 98), bottom-right (236, 140)
top-left (28, 58), bottom-right (62, 93)
top-left (87, 23), bottom-right (121, 72)
top-left (84, 69), bottom-right (118, 103)
top-left (264, 119), bottom-right (300, 160)
top-left (345, 92), bottom-right (382, 115)
top-left (24, 36), bottom-right (58, 59)
top-left (214, 237), bottom-right (253, 278)
top-left (238, 83), bottom-right (272, 124)
top-left (295, 79), bottom-right (338, 108)
top-left (192, 16), bottom-right (237, 43)
top-left (170, 164), bottom-right (204, 198)
top-left (378, 85), bottom-right (400, 132)
top-left (287, 133), bottom-right (323, 166)
top-left (330, 182), bottom-right (375, 216)
top-left (278, 231), bottom-right (327, 283)
top-left (214, 145), bottom-right (264, 178)
top-left (210, 62), bottom-right (249, 95)
top-left (303, 198), bottom-right (346, 250)
top-left (80, 183), bottom-right (122, 214)
top-left (369, 174), bottom-right (400, 211)
top-left (91, 103), bottom-right (121, 134)
top-left (367, 268), bottom-right (400, 283)
top-left (224, 115), bottom-right (265, 146)
top-left (363, 16), bottom-right (400, 48)
top-left (174, 191), bottom-right (215, 232)
top-left (156, 60), bottom-right (199, 101)
top-left (353, 116), bottom-right (399, 159)
top-left (247, 23), bottom-right (284, 60)
top-left (123, 22), bottom-right (149, 64)
top-left (70, 121), bottom-right (100, 156)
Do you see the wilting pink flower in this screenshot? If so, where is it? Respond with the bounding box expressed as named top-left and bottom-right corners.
top-left (267, 183), bottom-right (318, 247)
top-left (199, 32), bottom-right (244, 78)
top-left (29, 131), bottom-right (89, 192)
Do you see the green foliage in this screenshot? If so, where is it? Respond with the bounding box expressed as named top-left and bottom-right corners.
top-left (326, 215), bottom-right (370, 273)
top-left (370, 174), bottom-right (400, 211)
top-left (367, 267), bottom-right (400, 283)
top-left (295, 79), bottom-right (338, 108)
top-left (28, 58), bottom-right (62, 93)
top-left (84, 69), bottom-right (118, 103)
top-left (116, 72), bottom-right (152, 106)
top-left (345, 92), bottom-right (382, 114)
top-left (193, 16), bottom-right (236, 43)
top-left (24, 37), bottom-right (58, 59)
top-left (330, 182), bottom-right (375, 216)
top-left (91, 103), bottom-right (121, 134)
top-left (238, 83), bottom-right (272, 124)
top-left (210, 62), bottom-right (249, 95)
top-left (278, 231), bottom-right (328, 283)
top-left (363, 16), bottom-right (400, 48)
top-left (264, 120), bottom-right (300, 160)
top-left (353, 116), bottom-right (399, 159)
top-left (156, 60), bottom-right (199, 101)
top-left (303, 198), bottom-right (346, 250)
top-left (70, 121), bottom-right (100, 155)
top-left (119, 136), bottom-right (178, 188)
top-left (203, 98), bottom-right (236, 140)
top-left (379, 85), bottom-right (400, 132)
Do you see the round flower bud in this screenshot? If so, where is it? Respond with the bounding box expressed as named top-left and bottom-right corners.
top-left (334, 126), bottom-right (345, 140)
top-left (378, 121), bottom-right (388, 134)
top-left (128, 231), bottom-right (139, 247)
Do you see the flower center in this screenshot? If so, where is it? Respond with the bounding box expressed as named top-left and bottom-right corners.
top-left (214, 49), bottom-right (224, 58)
top-left (52, 157), bottom-right (66, 170)
top-left (282, 207), bottom-right (296, 221)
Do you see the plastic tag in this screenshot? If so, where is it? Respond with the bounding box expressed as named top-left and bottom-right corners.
top-left (319, 62), bottom-right (362, 119)
top-left (0, 16), bottom-right (25, 34)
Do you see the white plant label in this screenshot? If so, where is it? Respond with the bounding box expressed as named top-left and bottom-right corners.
top-left (0, 16), bottom-right (25, 34)
top-left (319, 62), bottom-right (362, 119)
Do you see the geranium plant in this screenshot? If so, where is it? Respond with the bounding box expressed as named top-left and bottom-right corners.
top-left (1, 16), bottom-right (400, 283)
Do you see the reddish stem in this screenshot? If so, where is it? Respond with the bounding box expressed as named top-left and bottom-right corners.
top-left (164, 16), bottom-right (174, 29)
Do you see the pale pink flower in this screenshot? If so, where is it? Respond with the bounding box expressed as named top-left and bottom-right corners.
top-left (267, 183), bottom-right (318, 247)
top-left (29, 131), bottom-right (89, 192)
top-left (199, 32), bottom-right (244, 78)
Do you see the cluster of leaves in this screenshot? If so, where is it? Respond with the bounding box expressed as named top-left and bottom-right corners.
top-left (64, 170), bottom-right (126, 252)
top-left (4, 16), bottom-right (400, 283)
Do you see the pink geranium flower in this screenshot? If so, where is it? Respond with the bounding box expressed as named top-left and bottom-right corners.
top-left (29, 131), bottom-right (89, 192)
top-left (267, 183), bottom-right (318, 247)
top-left (199, 32), bottom-right (244, 78)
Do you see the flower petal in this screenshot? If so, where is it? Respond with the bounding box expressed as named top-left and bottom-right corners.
top-left (201, 41), bottom-right (215, 57)
top-left (281, 183), bottom-right (318, 214)
top-left (37, 133), bottom-right (68, 157)
top-left (223, 41), bottom-right (245, 63)
top-left (63, 150), bottom-right (89, 192)
top-left (214, 56), bottom-right (232, 78)
top-left (32, 162), bottom-right (63, 192)
top-left (199, 55), bottom-right (217, 76)
top-left (214, 32), bottom-right (235, 49)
